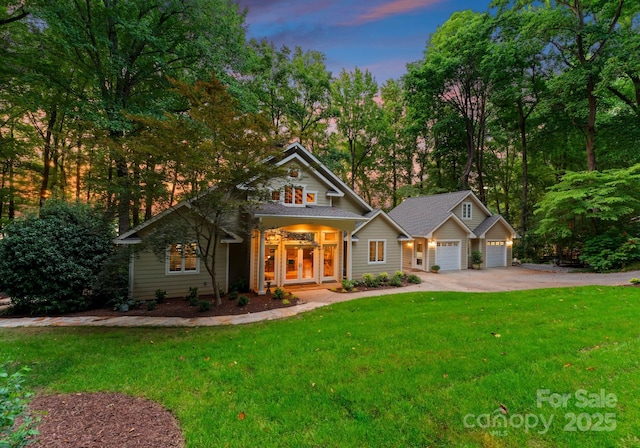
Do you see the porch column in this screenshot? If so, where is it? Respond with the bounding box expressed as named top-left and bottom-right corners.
top-left (346, 231), bottom-right (352, 280)
top-left (258, 229), bottom-right (266, 295)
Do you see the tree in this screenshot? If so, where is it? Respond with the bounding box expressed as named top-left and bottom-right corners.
top-left (139, 75), bottom-right (283, 306)
top-left (0, 201), bottom-right (115, 314)
top-left (494, 0), bottom-right (639, 171)
top-left (28, 0), bottom-right (249, 233)
top-left (535, 165), bottom-right (640, 262)
top-left (405, 10), bottom-right (495, 198)
top-left (331, 67), bottom-right (381, 195)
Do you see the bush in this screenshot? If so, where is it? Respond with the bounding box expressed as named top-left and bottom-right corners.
top-left (230, 277), bottom-right (248, 293)
top-left (394, 270), bottom-right (405, 279)
top-left (389, 275), bottom-right (403, 287)
top-left (146, 300), bottom-right (157, 311)
top-left (581, 235), bottom-right (640, 272)
top-left (199, 300), bottom-right (211, 312)
top-left (228, 290), bottom-right (238, 301)
top-left (1, 363), bottom-right (39, 447)
top-left (431, 265), bottom-right (440, 272)
top-left (186, 287), bottom-right (199, 306)
top-left (406, 274), bottom-right (421, 284)
top-left (629, 278), bottom-right (640, 285)
top-left (362, 273), bottom-right (379, 288)
top-left (0, 201), bottom-right (114, 314)
top-left (154, 290), bottom-right (167, 303)
top-left (341, 279), bottom-right (355, 292)
top-left (471, 251), bottom-right (483, 265)
top-left (273, 287), bottom-right (285, 300)
top-left (376, 272), bottom-right (389, 284)
top-left (237, 295), bottom-right (250, 307)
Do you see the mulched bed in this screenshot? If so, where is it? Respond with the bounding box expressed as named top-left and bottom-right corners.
top-left (28, 393), bottom-right (184, 447)
top-left (3, 292), bottom-right (299, 319)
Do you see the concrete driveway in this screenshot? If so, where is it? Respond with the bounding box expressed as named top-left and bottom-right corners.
top-left (296, 264), bottom-right (640, 304)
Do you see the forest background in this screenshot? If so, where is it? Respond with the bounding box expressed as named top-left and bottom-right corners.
top-left (1, 0), bottom-right (640, 263)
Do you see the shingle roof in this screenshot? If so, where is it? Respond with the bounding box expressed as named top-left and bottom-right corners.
top-left (473, 215), bottom-right (502, 237)
top-left (388, 191), bottom-right (472, 236)
top-left (254, 203), bottom-right (366, 220)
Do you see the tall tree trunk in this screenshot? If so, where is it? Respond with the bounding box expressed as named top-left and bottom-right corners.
top-left (586, 76), bottom-right (597, 171)
top-left (39, 108), bottom-right (57, 207)
top-left (519, 109), bottom-right (529, 244)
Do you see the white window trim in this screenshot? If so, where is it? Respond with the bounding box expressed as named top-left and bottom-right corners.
top-left (462, 202), bottom-right (473, 220)
top-left (306, 190), bottom-right (318, 205)
top-left (368, 239), bottom-right (387, 265)
top-left (280, 184), bottom-right (315, 207)
top-left (166, 243), bottom-right (200, 275)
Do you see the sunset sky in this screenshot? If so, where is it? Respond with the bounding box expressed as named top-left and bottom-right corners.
top-left (236, 0), bottom-right (486, 83)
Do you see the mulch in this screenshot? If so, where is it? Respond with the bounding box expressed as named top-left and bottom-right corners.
top-left (3, 291), bottom-right (299, 319)
top-left (28, 393), bottom-right (184, 447)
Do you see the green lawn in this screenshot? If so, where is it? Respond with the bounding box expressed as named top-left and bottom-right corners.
top-left (2, 286), bottom-right (640, 447)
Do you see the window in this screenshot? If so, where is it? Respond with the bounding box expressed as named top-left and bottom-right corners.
top-left (284, 186), bottom-right (304, 205)
top-left (368, 240), bottom-right (386, 264)
top-left (167, 243), bottom-right (199, 274)
top-left (462, 202), bottom-right (472, 220)
top-left (271, 190), bottom-right (281, 201)
top-left (416, 242), bottom-right (423, 266)
top-left (306, 192), bottom-right (316, 204)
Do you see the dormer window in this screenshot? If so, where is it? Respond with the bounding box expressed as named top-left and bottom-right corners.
top-left (462, 202), bottom-right (472, 220)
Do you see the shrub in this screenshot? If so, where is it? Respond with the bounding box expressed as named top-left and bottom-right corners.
top-left (199, 300), bottom-right (211, 312)
top-left (362, 273), bottom-right (379, 288)
top-left (237, 295), bottom-right (250, 307)
top-left (186, 287), bottom-right (199, 306)
top-left (282, 298), bottom-right (290, 305)
top-left (389, 275), bottom-right (403, 287)
top-left (581, 236), bottom-right (640, 272)
top-left (146, 300), bottom-right (157, 311)
top-left (394, 270), bottom-right (405, 279)
top-left (1, 363), bottom-right (39, 447)
top-left (406, 274), bottom-right (421, 284)
top-left (273, 287), bottom-right (285, 300)
top-left (341, 279), bottom-right (355, 292)
top-left (376, 272), bottom-right (389, 283)
top-left (0, 201), bottom-right (114, 314)
top-left (629, 278), bottom-right (640, 285)
top-left (471, 251), bottom-right (483, 265)
top-left (431, 265), bottom-right (441, 272)
top-left (228, 290), bottom-right (238, 301)
top-left (230, 277), bottom-right (248, 293)
top-left (154, 290), bottom-right (167, 303)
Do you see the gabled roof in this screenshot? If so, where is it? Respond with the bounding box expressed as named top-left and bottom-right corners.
top-left (281, 143), bottom-right (373, 213)
top-left (389, 191), bottom-right (478, 237)
top-left (353, 209), bottom-right (413, 241)
top-left (473, 215), bottom-right (519, 239)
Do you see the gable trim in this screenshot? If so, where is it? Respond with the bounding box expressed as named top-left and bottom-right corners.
top-left (427, 214), bottom-right (476, 239)
top-left (352, 209), bottom-right (413, 241)
top-left (275, 152), bottom-right (344, 198)
top-left (475, 216), bottom-right (519, 239)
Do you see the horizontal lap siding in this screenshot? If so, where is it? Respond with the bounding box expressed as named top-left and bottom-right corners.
top-left (453, 202), bottom-right (488, 230)
top-left (402, 243), bottom-right (413, 272)
top-left (433, 219), bottom-right (468, 270)
top-left (132, 245), bottom-right (227, 300)
top-left (351, 216), bottom-right (402, 279)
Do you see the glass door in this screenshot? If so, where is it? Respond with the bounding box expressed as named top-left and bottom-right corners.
top-left (284, 246), bottom-right (315, 283)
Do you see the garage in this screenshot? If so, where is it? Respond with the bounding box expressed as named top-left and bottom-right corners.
top-left (486, 240), bottom-right (506, 267)
top-left (435, 241), bottom-right (461, 271)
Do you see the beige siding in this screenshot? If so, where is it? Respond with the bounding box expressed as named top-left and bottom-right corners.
top-left (402, 242), bottom-right (413, 272)
top-left (132, 243), bottom-right (227, 300)
top-left (433, 218), bottom-right (469, 270)
top-left (351, 216), bottom-right (402, 279)
top-left (331, 194), bottom-right (370, 215)
top-left (452, 200), bottom-right (489, 231)
top-left (267, 160), bottom-right (333, 207)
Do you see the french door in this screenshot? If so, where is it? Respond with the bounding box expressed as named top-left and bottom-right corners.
top-left (284, 246), bottom-right (315, 283)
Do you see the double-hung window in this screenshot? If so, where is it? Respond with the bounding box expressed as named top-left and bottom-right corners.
top-left (167, 243), bottom-right (199, 274)
top-left (368, 240), bottom-right (386, 264)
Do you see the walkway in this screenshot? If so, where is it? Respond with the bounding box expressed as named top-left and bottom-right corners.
top-left (0, 265), bottom-right (636, 328)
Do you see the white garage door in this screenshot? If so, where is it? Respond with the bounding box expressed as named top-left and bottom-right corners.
top-left (435, 241), bottom-right (461, 271)
top-left (486, 241), bottom-right (506, 267)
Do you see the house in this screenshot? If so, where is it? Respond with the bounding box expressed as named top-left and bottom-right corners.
top-left (114, 143), bottom-right (413, 299)
top-left (388, 191), bottom-right (518, 271)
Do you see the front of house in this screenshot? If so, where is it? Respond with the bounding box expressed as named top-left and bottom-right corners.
top-left (115, 144), bottom-right (518, 300)
top-left (115, 143), bottom-right (412, 299)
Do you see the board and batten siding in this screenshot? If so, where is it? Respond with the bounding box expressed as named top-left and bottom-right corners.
top-left (432, 218), bottom-right (469, 270)
top-left (351, 216), bottom-right (402, 279)
top-left (131, 243), bottom-right (227, 300)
